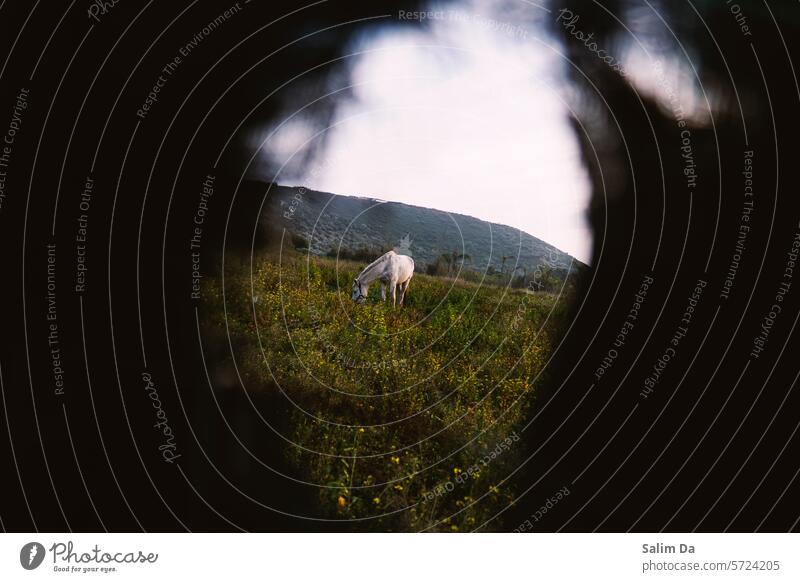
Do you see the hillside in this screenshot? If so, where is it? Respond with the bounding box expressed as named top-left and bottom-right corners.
top-left (201, 183), bottom-right (584, 530)
top-left (260, 183), bottom-right (586, 276)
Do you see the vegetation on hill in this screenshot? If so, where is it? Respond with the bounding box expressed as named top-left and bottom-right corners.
top-left (263, 183), bottom-right (588, 282)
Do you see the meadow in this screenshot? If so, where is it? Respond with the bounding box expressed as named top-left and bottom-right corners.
top-left (202, 252), bottom-right (570, 531)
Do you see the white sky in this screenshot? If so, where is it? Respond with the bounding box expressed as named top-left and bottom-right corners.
top-left (263, 2), bottom-right (594, 264)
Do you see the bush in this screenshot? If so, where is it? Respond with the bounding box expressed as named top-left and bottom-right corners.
top-left (291, 233), bottom-right (309, 250)
top-left (327, 244), bottom-right (389, 263)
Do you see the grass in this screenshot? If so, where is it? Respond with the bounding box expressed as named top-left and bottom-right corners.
top-left (202, 252), bottom-right (570, 531)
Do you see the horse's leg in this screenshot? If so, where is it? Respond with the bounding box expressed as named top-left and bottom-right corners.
top-left (397, 281), bottom-right (405, 306)
top-left (390, 280), bottom-right (397, 307)
top-left (400, 278), bottom-right (410, 306)
top-left (380, 282), bottom-right (386, 302)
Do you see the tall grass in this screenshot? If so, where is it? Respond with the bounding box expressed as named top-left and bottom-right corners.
top-left (202, 252), bottom-right (569, 531)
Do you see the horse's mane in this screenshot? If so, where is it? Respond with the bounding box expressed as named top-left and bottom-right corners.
top-left (357, 251), bottom-right (395, 281)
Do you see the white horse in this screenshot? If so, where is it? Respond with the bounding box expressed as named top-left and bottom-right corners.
top-left (351, 250), bottom-right (414, 307)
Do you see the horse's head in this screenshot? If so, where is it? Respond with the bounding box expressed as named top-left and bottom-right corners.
top-left (351, 279), bottom-right (367, 303)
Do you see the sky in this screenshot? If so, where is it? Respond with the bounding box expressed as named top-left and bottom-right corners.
top-left (261, 1), bottom-right (595, 264)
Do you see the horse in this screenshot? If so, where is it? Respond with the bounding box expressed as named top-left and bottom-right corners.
top-left (351, 250), bottom-right (414, 307)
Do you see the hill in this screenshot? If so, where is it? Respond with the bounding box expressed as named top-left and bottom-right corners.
top-left (200, 183), bottom-right (583, 530)
top-left (261, 183), bottom-right (587, 277)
